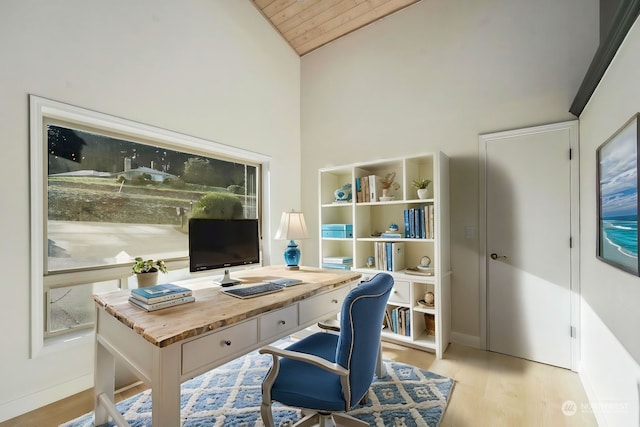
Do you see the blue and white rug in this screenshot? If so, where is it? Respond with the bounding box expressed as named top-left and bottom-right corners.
top-left (62, 348), bottom-right (454, 427)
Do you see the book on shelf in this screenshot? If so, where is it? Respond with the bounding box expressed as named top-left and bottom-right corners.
top-left (368, 174), bottom-right (381, 202)
top-left (391, 307), bottom-right (411, 336)
top-left (404, 307), bottom-right (411, 336)
top-left (355, 177), bottom-right (363, 203)
top-left (128, 295), bottom-right (196, 312)
top-left (373, 242), bottom-right (405, 271)
top-left (361, 176), bottom-right (370, 202)
top-left (130, 283), bottom-right (192, 304)
top-left (322, 256), bottom-right (353, 264)
top-left (322, 263), bottom-right (352, 270)
top-left (380, 232), bottom-right (402, 238)
top-left (403, 210), bottom-right (410, 238)
top-left (391, 242), bottom-right (405, 271)
top-left (402, 205), bottom-right (435, 240)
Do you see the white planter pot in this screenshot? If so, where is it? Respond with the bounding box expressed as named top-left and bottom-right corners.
top-left (417, 188), bottom-right (429, 199)
top-left (136, 271), bottom-right (159, 288)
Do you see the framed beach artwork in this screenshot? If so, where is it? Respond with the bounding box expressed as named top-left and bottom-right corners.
top-left (597, 113), bottom-right (640, 275)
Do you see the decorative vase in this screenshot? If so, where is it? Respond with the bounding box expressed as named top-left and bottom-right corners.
top-left (417, 188), bottom-right (429, 199)
top-left (136, 271), bottom-right (159, 288)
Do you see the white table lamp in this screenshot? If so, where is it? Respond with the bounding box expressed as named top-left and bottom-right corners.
top-left (274, 211), bottom-right (309, 270)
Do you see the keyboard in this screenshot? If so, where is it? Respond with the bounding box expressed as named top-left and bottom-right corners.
top-left (222, 282), bottom-right (284, 299)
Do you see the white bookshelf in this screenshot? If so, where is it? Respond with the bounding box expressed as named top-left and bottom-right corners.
top-left (318, 152), bottom-right (451, 358)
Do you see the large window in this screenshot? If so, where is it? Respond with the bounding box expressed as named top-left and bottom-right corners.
top-left (30, 96), bottom-right (269, 355)
top-left (46, 124), bottom-right (258, 272)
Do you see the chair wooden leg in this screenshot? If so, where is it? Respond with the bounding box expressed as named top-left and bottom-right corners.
top-left (293, 412), bottom-right (320, 427)
top-left (260, 399), bottom-right (275, 427)
top-left (375, 342), bottom-right (386, 378)
top-left (331, 413), bottom-right (369, 427)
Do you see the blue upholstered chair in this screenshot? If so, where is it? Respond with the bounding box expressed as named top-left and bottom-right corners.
top-left (259, 273), bottom-right (394, 427)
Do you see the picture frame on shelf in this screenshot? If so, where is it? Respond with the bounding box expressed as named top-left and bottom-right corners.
top-left (596, 113), bottom-right (640, 275)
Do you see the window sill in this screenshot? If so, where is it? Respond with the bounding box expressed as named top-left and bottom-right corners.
top-left (36, 329), bottom-right (94, 358)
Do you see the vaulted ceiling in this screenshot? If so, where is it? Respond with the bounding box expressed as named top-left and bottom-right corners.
top-left (251, 0), bottom-right (422, 56)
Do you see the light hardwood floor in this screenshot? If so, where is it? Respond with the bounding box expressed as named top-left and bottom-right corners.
top-left (1, 342), bottom-right (597, 427)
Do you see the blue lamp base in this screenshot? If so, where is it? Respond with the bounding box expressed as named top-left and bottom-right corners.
top-left (284, 240), bottom-right (301, 270)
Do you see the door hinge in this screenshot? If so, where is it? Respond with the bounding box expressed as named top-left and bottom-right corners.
top-left (570, 237), bottom-right (573, 248)
top-left (570, 326), bottom-right (576, 338)
top-left (569, 148), bottom-right (572, 160)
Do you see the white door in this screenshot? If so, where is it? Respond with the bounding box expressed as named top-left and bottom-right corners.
top-left (480, 121), bottom-right (578, 369)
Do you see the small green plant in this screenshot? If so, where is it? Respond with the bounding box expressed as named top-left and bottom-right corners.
top-left (412, 177), bottom-right (432, 189)
top-left (132, 257), bottom-right (168, 274)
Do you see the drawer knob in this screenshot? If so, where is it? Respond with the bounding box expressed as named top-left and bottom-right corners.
top-left (279, 320), bottom-right (286, 325)
top-left (332, 299), bottom-right (338, 304)
top-left (224, 340), bottom-right (231, 346)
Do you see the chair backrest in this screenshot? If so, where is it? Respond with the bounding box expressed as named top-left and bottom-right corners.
top-left (335, 273), bottom-right (394, 407)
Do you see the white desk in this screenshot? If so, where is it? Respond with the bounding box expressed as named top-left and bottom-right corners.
top-left (93, 266), bottom-right (361, 427)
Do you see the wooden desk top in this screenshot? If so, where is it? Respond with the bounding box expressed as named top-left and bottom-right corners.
top-left (94, 265), bottom-right (361, 348)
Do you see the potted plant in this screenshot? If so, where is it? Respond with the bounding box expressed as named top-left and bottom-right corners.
top-left (412, 177), bottom-right (432, 199)
top-left (379, 172), bottom-right (400, 199)
top-left (132, 257), bottom-right (168, 287)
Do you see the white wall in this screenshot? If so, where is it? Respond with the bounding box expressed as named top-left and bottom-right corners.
top-left (300, 0), bottom-right (599, 341)
top-left (0, 0), bottom-right (299, 421)
top-left (579, 17), bottom-right (640, 426)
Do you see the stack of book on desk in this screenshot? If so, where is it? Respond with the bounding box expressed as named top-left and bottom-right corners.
top-left (129, 283), bottom-right (194, 312)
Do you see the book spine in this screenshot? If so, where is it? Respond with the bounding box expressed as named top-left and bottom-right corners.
top-left (362, 176), bottom-right (369, 202)
top-left (430, 204), bottom-right (435, 239)
top-left (386, 242), bottom-right (392, 271)
top-left (392, 308), bottom-right (398, 334)
top-left (391, 242), bottom-right (405, 271)
top-left (130, 290), bottom-right (192, 304)
top-left (129, 296), bottom-right (195, 311)
top-left (322, 263), bottom-right (352, 270)
top-left (380, 233), bottom-right (402, 238)
top-left (403, 209), bottom-right (410, 238)
top-left (322, 257), bottom-right (353, 264)
top-left (420, 206), bottom-right (426, 239)
top-left (409, 208), bottom-right (415, 238)
top-left (404, 308), bottom-right (409, 336)
top-left (369, 174), bottom-right (377, 202)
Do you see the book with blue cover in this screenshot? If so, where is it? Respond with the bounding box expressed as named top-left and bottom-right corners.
top-left (130, 283), bottom-right (192, 304)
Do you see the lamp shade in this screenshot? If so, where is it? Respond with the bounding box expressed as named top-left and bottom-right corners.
top-left (274, 211), bottom-right (309, 241)
top-left (274, 211), bottom-right (308, 269)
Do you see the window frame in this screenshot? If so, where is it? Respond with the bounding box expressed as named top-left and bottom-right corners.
top-left (30, 95), bottom-right (271, 357)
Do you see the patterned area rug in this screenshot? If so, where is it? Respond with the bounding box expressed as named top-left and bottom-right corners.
top-left (62, 348), bottom-right (454, 427)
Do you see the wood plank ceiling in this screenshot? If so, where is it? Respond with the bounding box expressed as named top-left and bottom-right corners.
top-left (251, 0), bottom-right (422, 56)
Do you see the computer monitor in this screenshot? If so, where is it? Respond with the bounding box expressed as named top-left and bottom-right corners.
top-left (188, 218), bottom-right (260, 285)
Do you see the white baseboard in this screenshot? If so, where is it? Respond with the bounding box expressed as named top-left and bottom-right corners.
top-left (577, 361), bottom-right (610, 427)
top-left (450, 332), bottom-right (482, 349)
top-left (0, 374), bottom-right (92, 423)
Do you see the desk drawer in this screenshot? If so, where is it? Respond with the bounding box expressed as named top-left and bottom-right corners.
top-left (259, 305), bottom-right (298, 342)
top-left (388, 280), bottom-right (410, 305)
top-left (182, 319), bottom-right (257, 374)
top-left (299, 286), bottom-right (350, 324)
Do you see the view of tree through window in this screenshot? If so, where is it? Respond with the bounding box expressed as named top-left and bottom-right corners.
top-left (47, 125), bottom-right (258, 272)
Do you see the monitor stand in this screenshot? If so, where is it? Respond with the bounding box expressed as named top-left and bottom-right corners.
top-left (218, 269), bottom-right (241, 287)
